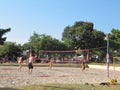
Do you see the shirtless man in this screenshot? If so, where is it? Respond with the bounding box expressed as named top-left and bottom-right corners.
top-left (17, 56), bottom-right (23, 72)
top-left (28, 53), bottom-right (34, 74)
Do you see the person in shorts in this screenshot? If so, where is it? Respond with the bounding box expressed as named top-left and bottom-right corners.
top-left (81, 60), bottom-right (86, 71)
top-left (28, 53), bottom-right (34, 74)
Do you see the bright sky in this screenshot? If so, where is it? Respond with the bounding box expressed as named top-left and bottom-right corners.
top-left (0, 0), bottom-right (120, 44)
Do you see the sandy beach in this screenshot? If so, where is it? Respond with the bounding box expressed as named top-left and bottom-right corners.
top-left (0, 65), bottom-right (120, 87)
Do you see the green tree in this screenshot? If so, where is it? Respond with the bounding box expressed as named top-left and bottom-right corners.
top-left (62, 21), bottom-right (106, 62)
top-left (0, 42), bottom-right (22, 61)
top-left (29, 32), bottom-right (41, 55)
top-left (0, 28), bottom-right (11, 45)
top-left (62, 21), bottom-right (105, 50)
top-left (29, 32), bottom-right (68, 56)
top-left (40, 34), bottom-right (67, 50)
top-left (22, 42), bottom-right (31, 50)
top-left (109, 28), bottom-right (120, 56)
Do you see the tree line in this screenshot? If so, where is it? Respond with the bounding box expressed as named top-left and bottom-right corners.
top-left (0, 21), bottom-right (120, 62)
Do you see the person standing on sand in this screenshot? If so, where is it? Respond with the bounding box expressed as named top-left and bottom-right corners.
top-left (27, 53), bottom-right (34, 74)
top-left (49, 57), bottom-right (53, 70)
top-left (81, 60), bottom-right (86, 71)
top-left (17, 56), bottom-right (23, 72)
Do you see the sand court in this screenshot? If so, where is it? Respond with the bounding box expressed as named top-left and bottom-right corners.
top-left (0, 65), bottom-right (120, 87)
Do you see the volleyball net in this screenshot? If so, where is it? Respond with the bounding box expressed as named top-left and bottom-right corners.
top-left (39, 49), bottom-right (90, 63)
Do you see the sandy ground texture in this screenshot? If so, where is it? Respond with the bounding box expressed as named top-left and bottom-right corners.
top-left (0, 65), bottom-right (120, 87)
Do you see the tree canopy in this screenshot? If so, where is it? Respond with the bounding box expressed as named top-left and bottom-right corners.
top-left (62, 21), bottom-right (106, 50)
top-left (1, 21), bottom-right (120, 62)
top-left (109, 28), bottom-right (120, 56)
top-left (26, 32), bottom-right (68, 55)
top-left (0, 28), bottom-right (11, 45)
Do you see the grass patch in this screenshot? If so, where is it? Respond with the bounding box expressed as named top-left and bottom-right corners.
top-left (7, 84), bottom-right (120, 90)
